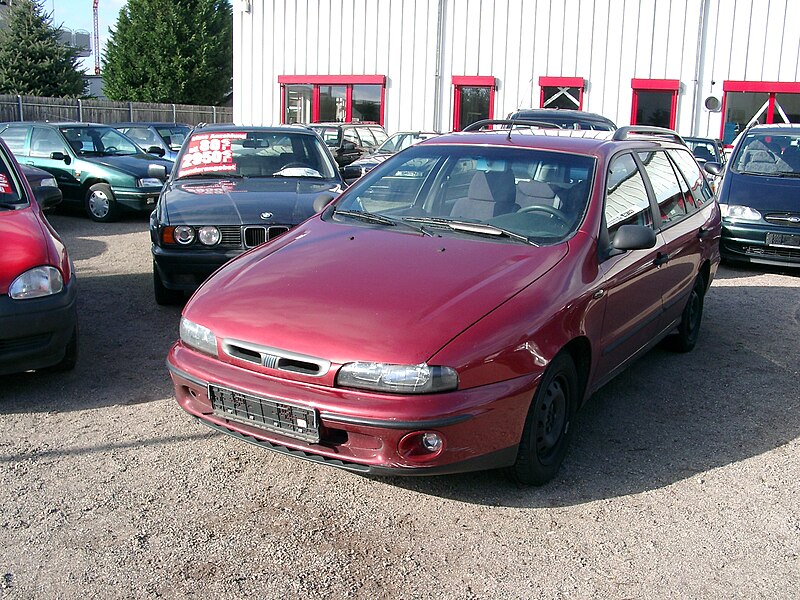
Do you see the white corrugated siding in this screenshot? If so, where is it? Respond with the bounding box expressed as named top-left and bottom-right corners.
top-left (234, 0), bottom-right (800, 137)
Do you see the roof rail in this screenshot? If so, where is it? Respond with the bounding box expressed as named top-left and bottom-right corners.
top-left (462, 119), bottom-right (563, 132)
top-left (612, 125), bottom-right (685, 144)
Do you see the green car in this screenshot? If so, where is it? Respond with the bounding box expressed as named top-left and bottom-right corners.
top-left (0, 122), bottom-right (172, 222)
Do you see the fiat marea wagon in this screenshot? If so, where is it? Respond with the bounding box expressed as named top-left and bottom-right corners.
top-left (167, 122), bottom-right (721, 485)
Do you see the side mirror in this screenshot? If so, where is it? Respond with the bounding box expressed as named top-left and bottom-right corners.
top-left (33, 185), bottom-right (62, 209)
top-left (146, 145), bottom-right (166, 157)
top-left (50, 151), bottom-right (71, 165)
top-left (703, 161), bottom-right (723, 177)
top-left (147, 164), bottom-right (168, 180)
top-left (612, 224), bottom-right (657, 252)
top-left (312, 191), bottom-right (338, 213)
top-left (342, 141), bottom-right (356, 151)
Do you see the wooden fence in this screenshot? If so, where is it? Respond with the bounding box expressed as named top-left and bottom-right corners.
top-left (0, 95), bottom-right (233, 125)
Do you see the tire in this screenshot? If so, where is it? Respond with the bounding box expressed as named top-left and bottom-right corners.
top-left (47, 325), bottom-right (78, 372)
top-left (510, 352), bottom-right (578, 486)
top-left (153, 263), bottom-right (183, 305)
top-left (84, 183), bottom-right (119, 222)
top-left (668, 276), bottom-right (706, 353)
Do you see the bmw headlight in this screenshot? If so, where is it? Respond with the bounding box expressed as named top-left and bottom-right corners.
top-left (174, 225), bottom-right (195, 245)
top-left (719, 204), bottom-right (762, 221)
top-left (137, 177), bottom-right (163, 187)
top-left (197, 226), bottom-right (221, 246)
top-left (180, 317), bottom-right (218, 356)
top-left (8, 266), bottom-right (64, 299)
top-left (337, 362), bottom-right (458, 394)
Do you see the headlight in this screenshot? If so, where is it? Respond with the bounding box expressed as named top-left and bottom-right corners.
top-left (337, 362), bottom-right (458, 394)
top-left (719, 204), bottom-right (762, 221)
top-left (174, 225), bottom-right (195, 245)
top-left (137, 177), bottom-right (163, 187)
top-left (180, 317), bottom-right (218, 356)
top-left (197, 226), bottom-right (221, 246)
top-left (9, 266), bottom-right (64, 299)
top-left (40, 177), bottom-right (57, 188)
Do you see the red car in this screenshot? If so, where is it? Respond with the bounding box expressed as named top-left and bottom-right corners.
top-left (168, 123), bottom-right (721, 484)
top-left (0, 139), bottom-right (77, 376)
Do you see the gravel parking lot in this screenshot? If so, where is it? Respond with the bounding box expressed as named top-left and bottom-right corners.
top-left (2, 213), bottom-right (799, 599)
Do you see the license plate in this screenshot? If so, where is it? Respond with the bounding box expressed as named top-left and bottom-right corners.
top-left (208, 384), bottom-right (319, 443)
top-left (766, 232), bottom-right (800, 248)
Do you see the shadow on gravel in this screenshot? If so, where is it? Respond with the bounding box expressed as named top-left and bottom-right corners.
top-left (384, 278), bottom-right (800, 506)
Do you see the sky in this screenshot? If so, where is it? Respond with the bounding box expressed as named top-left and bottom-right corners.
top-left (47, 0), bottom-right (128, 72)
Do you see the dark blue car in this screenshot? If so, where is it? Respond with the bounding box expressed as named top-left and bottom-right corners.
top-left (714, 124), bottom-right (800, 268)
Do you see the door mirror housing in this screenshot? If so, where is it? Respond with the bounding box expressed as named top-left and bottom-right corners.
top-left (612, 224), bottom-right (657, 252)
top-left (342, 141), bottom-right (356, 151)
top-left (50, 151), bottom-right (71, 165)
top-left (703, 161), bottom-right (723, 177)
top-left (147, 164), bottom-right (168, 180)
top-left (312, 191), bottom-right (339, 213)
top-left (146, 145), bottom-right (166, 157)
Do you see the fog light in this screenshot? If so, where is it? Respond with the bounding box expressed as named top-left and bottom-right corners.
top-left (398, 430), bottom-right (446, 463)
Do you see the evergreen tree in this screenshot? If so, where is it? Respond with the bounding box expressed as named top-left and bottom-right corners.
top-left (102, 0), bottom-right (232, 105)
top-left (0, 0), bottom-right (86, 97)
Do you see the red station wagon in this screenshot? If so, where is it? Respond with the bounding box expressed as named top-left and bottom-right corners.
top-left (168, 122), bottom-right (721, 484)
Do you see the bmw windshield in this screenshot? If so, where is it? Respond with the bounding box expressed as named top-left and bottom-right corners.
top-left (330, 145), bottom-right (595, 245)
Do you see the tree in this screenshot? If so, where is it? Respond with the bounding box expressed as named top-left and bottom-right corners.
top-left (0, 0), bottom-right (85, 97)
top-left (102, 0), bottom-right (232, 106)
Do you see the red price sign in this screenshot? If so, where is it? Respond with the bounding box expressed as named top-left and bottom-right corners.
top-left (0, 173), bottom-right (12, 194)
top-left (177, 132), bottom-right (247, 178)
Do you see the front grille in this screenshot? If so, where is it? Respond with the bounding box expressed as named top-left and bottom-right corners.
top-left (740, 245), bottom-right (800, 260)
top-left (218, 225), bottom-right (242, 247)
top-left (0, 333), bottom-right (52, 355)
top-left (221, 339), bottom-right (330, 376)
top-left (244, 225), bottom-right (290, 248)
top-left (765, 213), bottom-right (800, 227)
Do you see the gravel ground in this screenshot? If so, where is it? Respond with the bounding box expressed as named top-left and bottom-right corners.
top-left (1, 213), bottom-right (799, 599)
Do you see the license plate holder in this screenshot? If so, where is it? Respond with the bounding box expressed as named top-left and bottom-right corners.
top-left (766, 232), bottom-right (800, 248)
top-left (208, 383), bottom-right (319, 443)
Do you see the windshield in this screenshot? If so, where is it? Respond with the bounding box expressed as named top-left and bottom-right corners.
top-left (732, 131), bottom-right (800, 175)
top-left (156, 126), bottom-right (191, 150)
top-left (60, 126), bottom-right (140, 156)
top-left (175, 130), bottom-right (338, 179)
top-left (332, 145), bottom-right (595, 245)
top-left (686, 139), bottom-right (718, 163)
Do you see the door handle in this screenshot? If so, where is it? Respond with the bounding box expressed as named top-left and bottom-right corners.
top-left (654, 252), bottom-right (670, 266)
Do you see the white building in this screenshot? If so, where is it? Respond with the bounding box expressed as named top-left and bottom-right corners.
top-left (233, 0), bottom-right (800, 145)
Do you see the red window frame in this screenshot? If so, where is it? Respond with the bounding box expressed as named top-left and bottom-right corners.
top-left (452, 76), bottom-right (496, 131)
top-left (278, 75), bottom-right (386, 125)
top-left (539, 76), bottom-right (585, 110)
top-left (630, 79), bottom-right (680, 129)
top-left (720, 80), bottom-right (800, 140)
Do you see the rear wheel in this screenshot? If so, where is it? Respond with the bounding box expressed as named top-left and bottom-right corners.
top-left (85, 183), bottom-right (119, 222)
top-left (153, 263), bottom-right (183, 305)
top-left (510, 353), bottom-right (578, 485)
top-left (668, 276), bottom-right (706, 353)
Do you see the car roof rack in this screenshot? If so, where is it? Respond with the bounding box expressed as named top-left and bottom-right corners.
top-left (463, 119), bottom-right (563, 132)
top-left (612, 125), bottom-right (685, 144)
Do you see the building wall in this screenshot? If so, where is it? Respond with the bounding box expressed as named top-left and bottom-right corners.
top-left (234, 0), bottom-right (800, 138)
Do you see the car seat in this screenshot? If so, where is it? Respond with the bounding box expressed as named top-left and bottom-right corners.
top-left (450, 170), bottom-right (518, 221)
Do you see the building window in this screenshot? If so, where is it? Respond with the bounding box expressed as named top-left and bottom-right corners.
top-left (721, 81), bottom-right (800, 145)
top-left (279, 76), bottom-right (386, 125)
top-left (539, 77), bottom-right (584, 110)
top-left (453, 76), bottom-right (495, 131)
top-left (631, 79), bottom-right (679, 129)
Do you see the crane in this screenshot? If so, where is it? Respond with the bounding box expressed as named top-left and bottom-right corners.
top-left (93, 0), bottom-right (100, 74)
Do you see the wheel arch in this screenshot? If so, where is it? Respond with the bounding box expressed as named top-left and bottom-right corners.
top-left (560, 336), bottom-right (592, 406)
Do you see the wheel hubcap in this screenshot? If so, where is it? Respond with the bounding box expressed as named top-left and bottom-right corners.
top-left (89, 191), bottom-right (109, 218)
top-left (536, 377), bottom-right (567, 460)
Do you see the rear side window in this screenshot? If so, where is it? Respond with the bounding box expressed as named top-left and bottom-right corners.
top-left (358, 127), bottom-right (377, 147)
top-left (605, 153), bottom-right (653, 241)
top-left (638, 151), bottom-right (688, 227)
top-left (343, 128), bottom-right (360, 146)
top-left (370, 127), bottom-right (388, 145)
top-left (668, 148), bottom-right (714, 207)
top-left (0, 125), bottom-right (29, 156)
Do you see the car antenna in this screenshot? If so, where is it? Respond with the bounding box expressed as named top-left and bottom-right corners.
top-left (507, 119), bottom-right (515, 141)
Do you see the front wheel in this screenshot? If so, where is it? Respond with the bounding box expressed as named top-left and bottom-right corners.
top-left (510, 353), bottom-right (578, 486)
top-left (85, 183), bottom-right (119, 222)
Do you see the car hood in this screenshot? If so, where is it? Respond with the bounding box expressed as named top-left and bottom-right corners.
top-left (721, 171), bottom-right (800, 212)
top-left (82, 154), bottom-right (173, 178)
top-left (185, 218), bottom-right (568, 365)
top-left (162, 178), bottom-right (341, 225)
top-left (0, 207), bottom-right (50, 293)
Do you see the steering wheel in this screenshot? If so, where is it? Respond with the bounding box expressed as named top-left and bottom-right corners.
top-left (104, 146), bottom-right (118, 153)
top-left (517, 204), bottom-right (572, 227)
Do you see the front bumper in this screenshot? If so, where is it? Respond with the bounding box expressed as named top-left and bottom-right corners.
top-left (115, 188), bottom-right (162, 212)
top-left (167, 343), bottom-right (537, 475)
top-left (0, 277), bottom-right (78, 375)
top-left (721, 220), bottom-right (800, 267)
top-left (152, 244), bottom-right (242, 291)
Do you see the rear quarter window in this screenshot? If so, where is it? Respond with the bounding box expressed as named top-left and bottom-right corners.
top-left (0, 126), bottom-right (29, 156)
top-left (668, 148), bottom-right (714, 207)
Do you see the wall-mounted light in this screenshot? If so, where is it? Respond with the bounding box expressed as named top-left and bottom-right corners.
top-left (242, 0), bottom-right (251, 13)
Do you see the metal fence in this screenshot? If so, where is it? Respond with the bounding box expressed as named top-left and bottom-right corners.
top-left (0, 95), bottom-right (233, 125)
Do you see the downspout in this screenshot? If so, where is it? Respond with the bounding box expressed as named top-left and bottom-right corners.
top-left (432, 0), bottom-right (447, 132)
top-left (690, 0), bottom-right (711, 136)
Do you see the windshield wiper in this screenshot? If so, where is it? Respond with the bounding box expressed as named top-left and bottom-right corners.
top-left (176, 172), bottom-right (242, 180)
top-left (333, 209), bottom-right (398, 226)
top-left (403, 216), bottom-right (536, 245)
top-left (775, 171), bottom-right (800, 178)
